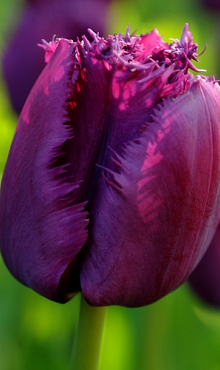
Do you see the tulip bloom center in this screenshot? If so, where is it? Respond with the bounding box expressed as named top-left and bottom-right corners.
top-left (46, 25), bottom-right (203, 205)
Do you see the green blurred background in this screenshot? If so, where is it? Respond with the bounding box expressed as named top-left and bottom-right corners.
top-left (1, 0), bottom-right (220, 369)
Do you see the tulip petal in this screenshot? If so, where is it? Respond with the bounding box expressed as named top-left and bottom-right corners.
top-left (188, 222), bottom-right (220, 307)
top-left (80, 78), bottom-right (220, 307)
top-left (0, 39), bottom-right (89, 302)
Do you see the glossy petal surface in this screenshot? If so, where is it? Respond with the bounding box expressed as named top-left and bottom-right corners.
top-left (0, 39), bottom-right (89, 302)
top-left (81, 79), bottom-right (220, 306)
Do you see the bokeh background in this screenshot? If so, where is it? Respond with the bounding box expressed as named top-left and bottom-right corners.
top-left (1, 0), bottom-right (220, 369)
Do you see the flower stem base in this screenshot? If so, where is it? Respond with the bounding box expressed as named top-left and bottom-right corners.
top-left (71, 294), bottom-right (107, 370)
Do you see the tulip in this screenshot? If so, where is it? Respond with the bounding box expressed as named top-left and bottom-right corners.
top-left (1, 25), bottom-right (220, 308)
top-left (2, 0), bottom-right (111, 114)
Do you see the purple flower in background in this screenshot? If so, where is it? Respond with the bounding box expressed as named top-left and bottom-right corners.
top-left (2, 0), bottom-right (111, 114)
top-left (189, 224), bottom-right (220, 308)
top-left (200, 0), bottom-right (220, 11)
top-left (1, 25), bottom-right (220, 307)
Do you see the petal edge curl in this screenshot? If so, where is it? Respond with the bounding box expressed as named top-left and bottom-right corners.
top-left (0, 39), bottom-right (88, 302)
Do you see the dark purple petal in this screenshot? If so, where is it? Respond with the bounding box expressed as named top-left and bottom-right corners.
top-left (0, 31), bottom-right (120, 302)
top-left (80, 78), bottom-right (220, 307)
top-left (189, 223), bottom-right (220, 307)
top-left (0, 39), bottom-right (89, 302)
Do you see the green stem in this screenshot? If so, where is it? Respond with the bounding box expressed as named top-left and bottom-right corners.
top-left (71, 294), bottom-right (107, 370)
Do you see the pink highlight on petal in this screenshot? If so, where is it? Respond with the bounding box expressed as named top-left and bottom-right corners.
top-left (81, 78), bottom-right (220, 307)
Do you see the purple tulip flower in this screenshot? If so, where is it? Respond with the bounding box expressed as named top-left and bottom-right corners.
top-left (1, 25), bottom-right (220, 307)
top-left (2, 0), bottom-right (110, 114)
